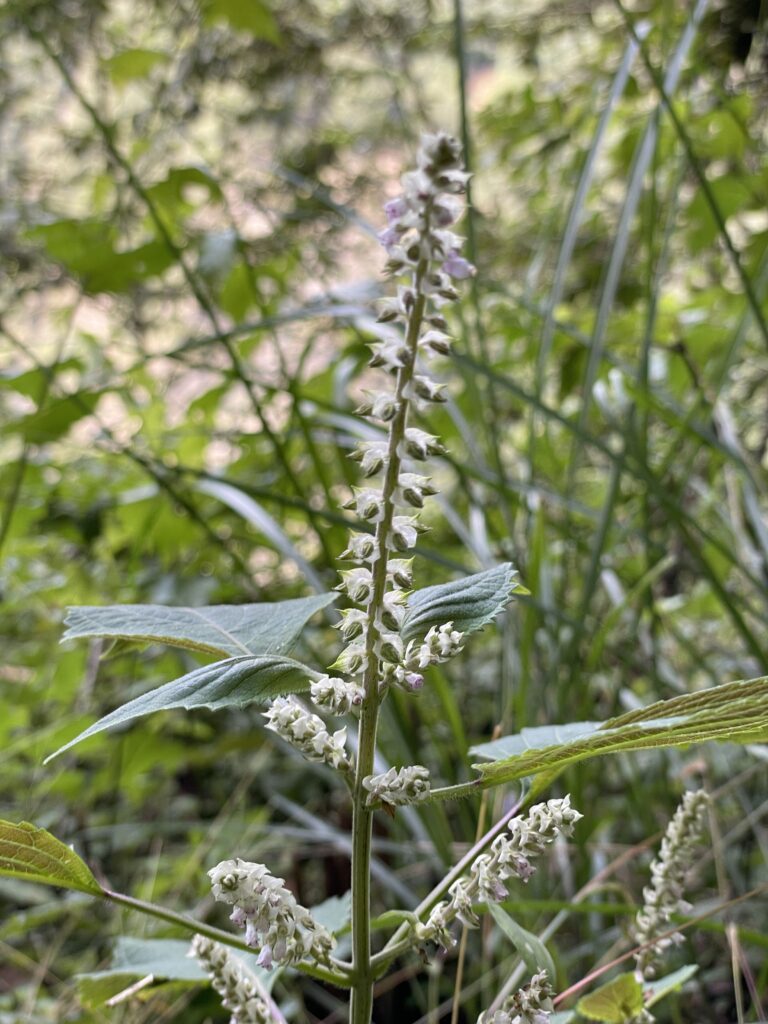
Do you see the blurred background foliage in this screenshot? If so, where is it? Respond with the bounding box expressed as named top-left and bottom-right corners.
top-left (1, 0), bottom-right (767, 1020)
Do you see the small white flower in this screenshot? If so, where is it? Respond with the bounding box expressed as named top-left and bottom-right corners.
top-left (207, 859), bottom-right (335, 970)
top-left (191, 934), bottom-right (272, 1023)
top-left (310, 674), bottom-right (364, 714)
top-left (399, 427), bottom-right (445, 461)
top-left (478, 970), bottom-right (553, 1024)
top-left (340, 532), bottom-right (378, 563)
top-left (422, 798), bottom-right (582, 945)
top-left (263, 696), bottom-right (351, 772)
top-left (363, 765), bottom-right (431, 808)
top-left (337, 567), bottom-right (374, 603)
top-left (390, 515), bottom-right (422, 552)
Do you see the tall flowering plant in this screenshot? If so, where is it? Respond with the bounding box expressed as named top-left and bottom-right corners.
top-left (191, 132), bottom-right (582, 1022)
top-left (0, 129), bottom-right (728, 1024)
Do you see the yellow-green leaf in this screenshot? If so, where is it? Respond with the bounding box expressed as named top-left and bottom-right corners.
top-left (0, 821), bottom-right (102, 896)
top-left (577, 973), bottom-right (644, 1022)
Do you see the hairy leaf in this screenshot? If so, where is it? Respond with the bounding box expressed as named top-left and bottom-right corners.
top-left (0, 821), bottom-right (102, 895)
top-left (472, 676), bottom-right (768, 786)
top-left (45, 656), bottom-right (312, 762)
top-left (402, 563), bottom-right (524, 642)
top-left (63, 592), bottom-right (335, 658)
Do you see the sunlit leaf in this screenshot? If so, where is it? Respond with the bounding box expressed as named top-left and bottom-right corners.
top-left (472, 676), bottom-right (768, 786)
top-left (577, 972), bottom-right (644, 1022)
top-left (0, 821), bottom-right (102, 896)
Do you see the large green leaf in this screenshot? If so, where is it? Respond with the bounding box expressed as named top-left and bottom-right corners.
top-left (472, 676), bottom-right (768, 786)
top-left (63, 592), bottom-right (335, 658)
top-left (0, 821), bottom-right (102, 896)
top-left (402, 563), bottom-right (524, 642)
top-left (45, 655), bottom-right (312, 762)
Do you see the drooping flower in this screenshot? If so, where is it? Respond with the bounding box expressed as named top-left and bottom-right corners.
top-left (190, 935), bottom-right (272, 1023)
top-left (208, 859), bottom-right (335, 969)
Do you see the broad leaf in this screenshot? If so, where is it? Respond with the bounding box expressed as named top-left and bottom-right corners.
top-left (45, 655), bottom-right (312, 762)
top-left (472, 676), bottom-right (768, 786)
top-left (63, 592), bottom-right (335, 658)
top-left (76, 936), bottom-right (273, 1008)
top-left (577, 972), bottom-right (644, 1022)
top-left (0, 821), bottom-right (102, 896)
top-left (487, 902), bottom-right (556, 981)
top-left (402, 563), bottom-right (524, 642)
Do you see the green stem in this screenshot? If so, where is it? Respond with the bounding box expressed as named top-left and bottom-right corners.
top-left (349, 253), bottom-right (430, 1024)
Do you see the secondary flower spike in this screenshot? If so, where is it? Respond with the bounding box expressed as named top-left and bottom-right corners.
top-left (208, 858), bottom-right (334, 970)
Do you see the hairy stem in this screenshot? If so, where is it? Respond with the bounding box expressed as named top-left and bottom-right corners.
top-left (349, 255), bottom-right (430, 1023)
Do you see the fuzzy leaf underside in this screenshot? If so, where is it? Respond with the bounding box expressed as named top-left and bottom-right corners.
top-left (472, 675), bottom-right (768, 785)
top-left (45, 655), bottom-right (312, 762)
top-left (0, 821), bottom-right (102, 895)
top-left (63, 592), bottom-right (336, 658)
top-left (402, 562), bottom-right (522, 642)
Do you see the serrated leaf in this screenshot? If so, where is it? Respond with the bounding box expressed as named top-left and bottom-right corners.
top-left (402, 563), bottom-right (522, 642)
top-left (0, 821), bottom-right (102, 895)
top-left (577, 973), bottom-right (644, 1022)
top-left (45, 655), bottom-right (312, 762)
top-left (471, 676), bottom-right (768, 786)
top-left (487, 902), bottom-right (556, 981)
top-left (63, 592), bottom-right (335, 658)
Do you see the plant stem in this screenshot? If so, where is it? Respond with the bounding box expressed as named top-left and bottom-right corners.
top-left (349, 255), bottom-right (430, 1023)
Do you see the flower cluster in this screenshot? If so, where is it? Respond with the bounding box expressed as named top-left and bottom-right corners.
top-left (190, 935), bottom-right (271, 1024)
top-left (263, 695), bottom-right (351, 773)
top-left (363, 765), bottom-right (431, 808)
top-left (208, 858), bottom-right (335, 970)
top-left (633, 789), bottom-right (710, 979)
top-left (310, 674), bottom-right (364, 715)
top-left (332, 131), bottom-right (473, 707)
top-left (478, 970), bottom-right (553, 1024)
top-left (420, 797), bottom-right (582, 947)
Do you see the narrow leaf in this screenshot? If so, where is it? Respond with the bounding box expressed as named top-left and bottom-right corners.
top-left (63, 592), bottom-right (335, 658)
top-left (487, 902), bottom-right (556, 981)
top-left (402, 563), bottom-right (523, 642)
top-left (0, 821), bottom-right (102, 896)
top-left (472, 676), bottom-right (768, 787)
top-left (45, 655), bottom-right (312, 762)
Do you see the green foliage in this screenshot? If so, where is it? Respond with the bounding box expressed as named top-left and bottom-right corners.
top-left (402, 563), bottom-right (527, 641)
top-left (2, 0), bottom-right (768, 1019)
top-left (63, 592), bottom-right (336, 657)
top-left (0, 822), bottom-right (102, 896)
top-left (472, 675), bottom-right (768, 786)
top-left (576, 973), bottom-right (644, 1022)
top-left (45, 654), bottom-right (315, 761)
